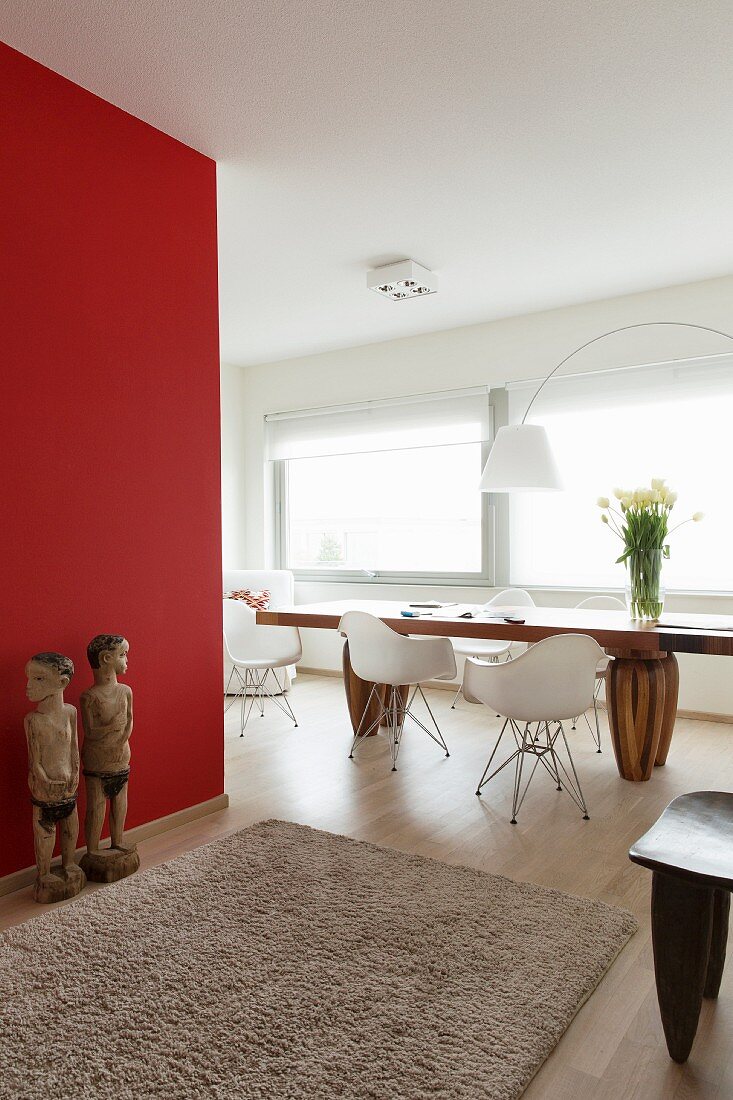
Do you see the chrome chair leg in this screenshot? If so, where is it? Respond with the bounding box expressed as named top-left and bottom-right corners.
top-left (257, 668), bottom-right (298, 727)
top-left (348, 684), bottom-right (385, 759)
top-left (475, 718), bottom-right (512, 794)
top-left (241, 668), bottom-right (263, 734)
top-left (226, 664), bottom-right (298, 735)
top-left (556, 722), bottom-right (590, 819)
top-left (412, 685), bottom-right (450, 756)
top-left (579, 699), bottom-right (603, 752)
top-left (593, 699), bottom-right (602, 752)
top-left (223, 666), bottom-right (238, 713)
top-left (573, 678), bottom-right (603, 749)
top-left (349, 682), bottom-right (450, 771)
top-left (476, 718), bottom-right (590, 823)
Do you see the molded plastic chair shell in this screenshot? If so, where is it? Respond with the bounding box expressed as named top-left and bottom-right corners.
top-left (575, 595), bottom-right (627, 611)
top-left (464, 633), bottom-right (605, 723)
top-left (483, 587), bottom-right (537, 611)
top-left (223, 599), bottom-right (302, 670)
top-left (451, 588), bottom-right (536, 659)
top-left (339, 611), bottom-right (456, 687)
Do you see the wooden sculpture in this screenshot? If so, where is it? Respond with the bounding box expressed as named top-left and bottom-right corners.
top-left (24, 652), bottom-right (87, 903)
top-left (79, 634), bottom-right (140, 882)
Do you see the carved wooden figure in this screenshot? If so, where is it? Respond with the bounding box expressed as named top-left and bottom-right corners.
top-left (24, 652), bottom-right (87, 903)
top-left (79, 635), bottom-right (140, 882)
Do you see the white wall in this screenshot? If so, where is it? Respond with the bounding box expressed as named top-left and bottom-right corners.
top-left (220, 362), bottom-right (246, 566)
top-left (223, 273), bottom-right (733, 714)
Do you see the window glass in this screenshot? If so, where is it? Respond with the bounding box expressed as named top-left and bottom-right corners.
top-left (285, 443), bottom-right (483, 574)
top-left (510, 382), bottom-right (732, 590)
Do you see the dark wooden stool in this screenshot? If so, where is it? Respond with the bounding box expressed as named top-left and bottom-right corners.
top-left (629, 791), bottom-right (732, 1063)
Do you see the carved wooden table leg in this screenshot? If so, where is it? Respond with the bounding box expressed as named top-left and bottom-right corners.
top-left (704, 888), bottom-right (730, 999)
top-left (655, 653), bottom-right (679, 767)
top-left (651, 870), bottom-right (715, 1063)
top-left (605, 649), bottom-right (679, 781)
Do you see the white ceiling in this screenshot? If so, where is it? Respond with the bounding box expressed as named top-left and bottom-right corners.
top-left (2, 1), bottom-right (732, 366)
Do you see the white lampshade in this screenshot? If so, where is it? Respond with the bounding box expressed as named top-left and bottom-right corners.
top-left (479, 424), bottom-right (563, 492)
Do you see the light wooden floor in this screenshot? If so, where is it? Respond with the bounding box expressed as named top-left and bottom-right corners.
top-left (2, 673), bottom-right (732, 1097)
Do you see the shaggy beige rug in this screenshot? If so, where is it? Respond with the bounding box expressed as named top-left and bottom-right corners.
top-left (0, 820), bottom-right (635, 1099)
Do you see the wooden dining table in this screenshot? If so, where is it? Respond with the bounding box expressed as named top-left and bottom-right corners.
top-left (256, 600), bottom-right (733, 782)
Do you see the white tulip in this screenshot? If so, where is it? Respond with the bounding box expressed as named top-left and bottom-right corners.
top-left (601, 514), bottom-right (609, 524)
top-left (667, 491), bottom-right (678, 506)
top-left (621, 495), bottom-right (633, 509)
top-left (613, 487), bottom-right (625, 500)
top-left (693, 511), bottom-right (704, 522)
top-left (597, 496), bottom-right (610, 509)
top-left (658, 486), bottom-right (669, 502)
top-left (651, 477), bottom-right (666, 491)
top-left (651, 490), bottom-right (662, 504)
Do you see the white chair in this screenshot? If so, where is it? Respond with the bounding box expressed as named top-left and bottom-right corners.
top-left (465, 634), bottom-right (605, 823)
top-left (450, 588), bottom-right (536, 710)
top-left (339, 611), bottom-right (456, 772)
top-left (223, 598), bottom-right (302, 735)
top-left (572, 595), bottom-right (626, 751)
top-left (223, 569), bottom-right (297, 691)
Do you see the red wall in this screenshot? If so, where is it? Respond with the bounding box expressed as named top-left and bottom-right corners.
top-left (0, 43), bottom-right (223, 879)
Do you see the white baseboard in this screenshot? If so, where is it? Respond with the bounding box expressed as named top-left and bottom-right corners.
top-left (675, 708), bottom-right (733, 725)
top-left (0, 792), bottom-right (229, 899)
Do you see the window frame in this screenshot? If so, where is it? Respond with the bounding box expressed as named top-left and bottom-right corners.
top-left (273, 438), bottom-right (495, 586)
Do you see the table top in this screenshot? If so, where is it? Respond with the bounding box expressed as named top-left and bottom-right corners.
top-left (256, 600), bottom-right (733, 657)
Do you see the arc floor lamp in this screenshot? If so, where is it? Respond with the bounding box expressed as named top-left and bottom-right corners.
top-left (479, 321), bottom-right (733, 493)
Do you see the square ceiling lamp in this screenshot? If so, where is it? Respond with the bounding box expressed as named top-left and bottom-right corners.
top-left (367, 259), bottom-right (437, 300)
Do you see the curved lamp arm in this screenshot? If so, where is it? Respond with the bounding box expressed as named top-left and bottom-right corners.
top-left (521, 321), bottom-right (733, 424)
top-left (481, 321), bottom-right (733, 493)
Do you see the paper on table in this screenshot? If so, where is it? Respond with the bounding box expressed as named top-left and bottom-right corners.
top-left (656, 614), bottom-right (733, 632)
top-left (408, 601), bottom-right (458, 609)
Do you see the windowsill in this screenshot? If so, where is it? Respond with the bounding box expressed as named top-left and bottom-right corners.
top-left (291, 573), bottom-right (492, 587)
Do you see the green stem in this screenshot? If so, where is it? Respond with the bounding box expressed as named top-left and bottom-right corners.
top-left (627, 548), bottom-right (664, 620)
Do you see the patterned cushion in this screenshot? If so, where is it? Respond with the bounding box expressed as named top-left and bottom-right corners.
top-left (224, 588), bottom-right (271, 611)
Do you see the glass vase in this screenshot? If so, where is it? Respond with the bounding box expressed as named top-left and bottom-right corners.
top-left (625, 548), bottom-right (665, 621)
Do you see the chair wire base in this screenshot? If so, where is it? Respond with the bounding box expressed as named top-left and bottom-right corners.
top-left (348, 684), bottom-right (450, 771)
top-left (224, 665), bottom-right (298, 736)
top-left (572, 678), bottom-right (604, 752)
top-left (475, 718), bottom-right (590, 824)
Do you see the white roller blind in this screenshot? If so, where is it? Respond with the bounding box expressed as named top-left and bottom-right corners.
top-left (265, 387), bottom-right (492, 460)
top-left (507, 353), bottom-right (733, 422)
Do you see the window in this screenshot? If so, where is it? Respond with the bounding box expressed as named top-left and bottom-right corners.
top-left (266, 389), bottom-right (492, 581)
top-left (508, 353), bottom-right (733, 591)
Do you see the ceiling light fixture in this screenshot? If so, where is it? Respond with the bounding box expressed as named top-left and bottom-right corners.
top-left (367, 259), bottom-right (437, 301)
